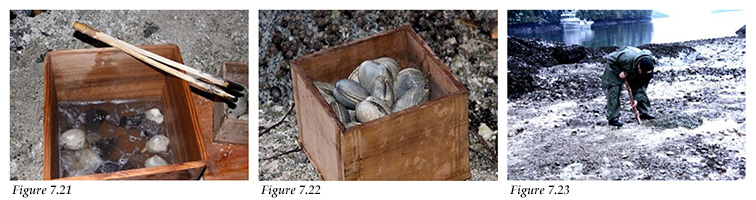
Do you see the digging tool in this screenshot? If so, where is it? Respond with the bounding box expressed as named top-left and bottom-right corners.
top-left (623, 78), bottom-right (642, 124)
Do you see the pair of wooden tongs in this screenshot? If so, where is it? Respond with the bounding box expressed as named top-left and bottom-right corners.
top-left (72, 21), bottom-right (246, 103)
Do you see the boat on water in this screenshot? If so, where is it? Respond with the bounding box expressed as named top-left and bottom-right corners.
top-left (560, 11), bottom-right (594, 30)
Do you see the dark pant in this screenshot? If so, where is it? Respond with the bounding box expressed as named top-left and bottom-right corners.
top-left (605, 82), bottom-right (650, 121)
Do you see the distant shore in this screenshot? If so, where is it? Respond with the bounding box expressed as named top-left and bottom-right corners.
top-left (507, 18), bottom-right (652, 35)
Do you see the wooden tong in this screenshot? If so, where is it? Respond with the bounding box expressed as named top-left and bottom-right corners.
top-left (72, 21), bottom-right (245, 102)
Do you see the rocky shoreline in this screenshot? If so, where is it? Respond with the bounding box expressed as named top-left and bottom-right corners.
top-left (507, 35), bottom-right (746, 180)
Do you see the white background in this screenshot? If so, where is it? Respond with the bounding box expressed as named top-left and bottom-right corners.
top-left (1, 0), bottom-right (752, 199)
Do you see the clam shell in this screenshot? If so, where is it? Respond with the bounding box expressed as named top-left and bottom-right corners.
top-left (355, 96), bottom-right (392, 122)
top-left (357, 60), bottom-right (394, 92)
top-left (314, 81), bottom-right (336, 104)
top-left (146, 135), bottom-right (170, 153)
top-left (348, 65), bottom-right (361, 82)
top-left (345, 121), bottom-right (362, 129)
top-left (330, 100), bottom-right (351, 124)
top-left (371, 75), bottom-right (394, 107)
top-left (393, 84), bottom-right (430, 112)
top-left (61, 129), bottom-right (87, 150)
top-left (144, 108), bottom-right (164, 124)
top-left (145, 155), bottom-right (168, 167)
top-left (374, 57), bottom-right (400, 79)
top-left (394, 68), bottom-right (428, 100)
top-left (72, 148), bottom-right (104, 176)
top-left (333, 79), bottom-right (369, 109)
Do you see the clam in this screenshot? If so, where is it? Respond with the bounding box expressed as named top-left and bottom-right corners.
top-left (348, 109), bottom-right (357, 123)
top-left (371, 75), bottom-right (394, 107)
top-left (61, 129), bottom-right (86, 150)
top-left (145, 135), bottom-right (170, 153)
top-left (333, 79), bottom-right (369, 109)
top-left (144, 108), bottom-right (164, 124)
top-left (355, 96), bottom-right (392, 122)
top-left (394, 68), bottom-right (428, 100)
top-left (330, 100), bottom-right (351, 124)
top-left (314, 81), bottom-right (335, 104)
top-left (348, 65), bottom-right (361, 82)
top-left (66, 148), bottom-right (103, 176)
top-left (393, 83), bottom-right (430, 112)
top-left (345, 121), bottom-right (362, 129)
top-left (357, 60), bottom-right (394, 92)
top-left (145, 155), bottom-right (168, 167)
top-left (374, 57), bottom-right (400, 79)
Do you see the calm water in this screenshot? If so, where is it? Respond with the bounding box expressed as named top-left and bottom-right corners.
top-left (509, 11), bottom-right (746, 48)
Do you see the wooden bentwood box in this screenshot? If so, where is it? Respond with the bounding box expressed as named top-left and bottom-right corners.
top-left (43, 44), bottom-right (206, 180)
top-left (290, 25), bottom-right (471, 180)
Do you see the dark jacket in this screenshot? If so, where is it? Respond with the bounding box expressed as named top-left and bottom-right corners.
top-left (601, 46), bottom-right (657, 88)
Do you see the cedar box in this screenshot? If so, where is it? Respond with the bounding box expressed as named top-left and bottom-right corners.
top-left (43, 44), bottom-right (206, 180)
top-left (212, 61), bottom-right (249, 145)
top-left (290, 25), bottom-right (471, 180)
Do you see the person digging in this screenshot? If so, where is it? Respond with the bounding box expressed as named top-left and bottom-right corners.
top-left (601, 46), bottom-right (657, 127)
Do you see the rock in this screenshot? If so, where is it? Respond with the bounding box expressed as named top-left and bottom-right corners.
top-left (478, 123), bottom-right (495, 140)
top-left (61, 129), bottom-right (86, 150)
top-left (638, 43), bottom-right (696, 58)
top-left (146, 135), bottom-right (170, 153)
top-left (144, 108), bottom-right (164, 124)
top-left (83, 109), bottom-right (108, 132)
top-left (97, 162), bottom-right (120, 173)
top-left (736, 25), bottom-right (745, 36)
top-left (92, 137), bottom-right (118, 157)
top-left (145, 155), bottom-right (168, 167)
top-left (551, 45), bottom-right (587, 64)
top-left (119, 114), bottom-right (145, 128)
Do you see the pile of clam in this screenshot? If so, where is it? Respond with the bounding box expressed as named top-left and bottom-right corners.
top-left (315, 57), bottom-right (429, 128)
top-left (59, 107), bottom-right (170, 177)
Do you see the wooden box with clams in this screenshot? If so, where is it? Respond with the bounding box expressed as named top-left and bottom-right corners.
top-left (290, 25), bottom-right (471, 180)
top-left (43, 44), bottom-right (206, 180)
top-left (213, 61), bottom-right (249, 144)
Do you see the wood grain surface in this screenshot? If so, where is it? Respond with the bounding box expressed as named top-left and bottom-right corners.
top-left (291, 25), bottom-right (470, 180)
top-left (43, 45), bottom-right (208, 180)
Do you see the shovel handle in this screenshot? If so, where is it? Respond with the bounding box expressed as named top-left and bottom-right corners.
top-left (624, 79), bottom-right (642, 125)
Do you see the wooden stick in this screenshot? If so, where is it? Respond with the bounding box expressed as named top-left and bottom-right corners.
top-left (72, 21), bottom-right (237, 102)
top-left (624, 79), bottom-right (642, 124)
top-left (109, 36), bottom-right (244, 91)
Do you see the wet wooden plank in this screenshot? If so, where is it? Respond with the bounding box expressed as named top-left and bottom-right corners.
top-left (192, 91), bottom-right (249, 180)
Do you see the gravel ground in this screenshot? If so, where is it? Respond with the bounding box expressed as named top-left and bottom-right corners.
top-left (507, 36), bottom-right (746, 180)
top-left (258, 10), bottom-right (498, 181)
top-left (9, 10), bottom-right (248, 180)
